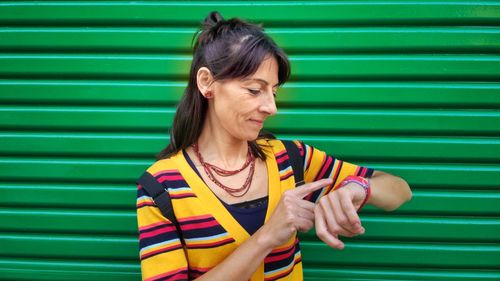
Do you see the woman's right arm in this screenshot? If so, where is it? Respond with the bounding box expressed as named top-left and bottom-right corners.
top-left (195, 178), bottom-right (332, 281)
top-left (137, 184), bottom-right (189, 280)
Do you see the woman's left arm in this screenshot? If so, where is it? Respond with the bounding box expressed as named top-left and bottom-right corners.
top-left (367, 170), bottom-right (412, 211)
top-left (314, 170), bottom-right (412, 249)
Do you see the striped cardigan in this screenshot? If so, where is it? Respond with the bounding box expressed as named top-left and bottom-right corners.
top-left (136, 139), bottom-right (373, 281)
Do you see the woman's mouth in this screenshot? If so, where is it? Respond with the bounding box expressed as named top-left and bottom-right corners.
top-left (249, 119), bottom-right (264, 126)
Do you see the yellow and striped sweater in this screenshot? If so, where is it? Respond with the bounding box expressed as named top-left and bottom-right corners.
top-left (136, 139), bottom-right (373, 281)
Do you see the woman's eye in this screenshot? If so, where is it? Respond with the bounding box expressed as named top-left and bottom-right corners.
top-left (248, 89), bottom-right (261, 95)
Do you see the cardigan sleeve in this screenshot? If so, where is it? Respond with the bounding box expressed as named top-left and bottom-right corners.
top-left (292, 140), bottom-right (374, 204)
top-left (136, 182), bottom-right (188, 281)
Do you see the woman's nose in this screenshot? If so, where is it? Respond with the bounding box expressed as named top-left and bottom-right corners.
top-left (259, 92), bottom-right (277, 116)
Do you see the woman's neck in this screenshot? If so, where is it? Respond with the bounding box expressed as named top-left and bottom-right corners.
top-left (197, 126), bottom-right (249, 169)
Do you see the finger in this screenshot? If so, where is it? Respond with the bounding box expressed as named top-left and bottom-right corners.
top-left (295, 217), bottom-right (314, 233)
top-left (296, 207), bottom-right (315, 221)
top-left (339, 188), bottom-right (364, 234)
top-left (315, 206), bottom-right (344, 249)
top-left (329, 194), bottom-right (359, 236)
top-left (296, 198), bottom-right (316, 212)
top-left (318, 197), bottom-right (341, 234)
top-left (315, 207), bottom-right (342, 247)
top-left (292, 178), bottom-right (333, 198)
top-left (292, 199), bottom-right (315, 221)
top-left (319, 197), bottom-right (356, 238)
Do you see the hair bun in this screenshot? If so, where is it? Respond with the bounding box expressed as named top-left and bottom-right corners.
top-left (203, 11), bottom-right (224, 27)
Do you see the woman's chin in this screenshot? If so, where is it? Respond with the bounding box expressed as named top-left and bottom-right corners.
top-left (239, 132), bottom-right (260, 142)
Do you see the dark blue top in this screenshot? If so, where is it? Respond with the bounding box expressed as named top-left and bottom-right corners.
top-left (183, 150), bottom-right (268, 235)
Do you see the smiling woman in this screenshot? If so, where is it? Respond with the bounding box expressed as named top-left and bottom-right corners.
top-left (196, 57), bottom-right (279, 142)
top-left (136, 11), bottom-right (412, 281)
top-left (156, 11), bottom-right (290, 162)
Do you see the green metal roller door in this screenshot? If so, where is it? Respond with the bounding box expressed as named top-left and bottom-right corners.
top-left (0, 1), bottom-right (499, 280)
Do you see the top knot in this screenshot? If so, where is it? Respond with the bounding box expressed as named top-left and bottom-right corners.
top-left (203, 11), bottom-right (225, 28)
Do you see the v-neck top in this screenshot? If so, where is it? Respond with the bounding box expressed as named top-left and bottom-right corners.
top-left (137, 138), bottom-right (374, 281)
top-left (182, 149), bottom-right (268, 235)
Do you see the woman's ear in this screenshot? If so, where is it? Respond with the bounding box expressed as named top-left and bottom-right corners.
top-left (196, 67), bottom-right (215, 98)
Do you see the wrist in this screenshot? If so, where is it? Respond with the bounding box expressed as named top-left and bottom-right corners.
top-left (337, 175), bottom-right (371, 211)
top-left (345, 182), bottom-right (365, 199)
top-left (254, 226), bottom-right (278, 253)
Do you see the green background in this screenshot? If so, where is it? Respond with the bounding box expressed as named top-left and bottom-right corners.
top-left (1, 1), bottom-right (499, 280)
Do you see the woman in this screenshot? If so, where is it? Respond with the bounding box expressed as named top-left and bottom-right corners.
top-left (136, 11), bottom-right (412, 281)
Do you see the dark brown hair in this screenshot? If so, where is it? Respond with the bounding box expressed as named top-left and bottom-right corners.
top-left (157, 11), bottom-right (290, 160)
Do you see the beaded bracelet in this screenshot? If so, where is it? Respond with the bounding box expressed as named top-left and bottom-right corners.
top-left (337, 175), bottom-right (371, 212)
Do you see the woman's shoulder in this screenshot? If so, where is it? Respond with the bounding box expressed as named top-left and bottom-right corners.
top-left (257, 137), bottom-right (304, 152)
top-left (143, 155), bottom-right (179, 175)
top-left (258, 137), bottom-right (303, 145)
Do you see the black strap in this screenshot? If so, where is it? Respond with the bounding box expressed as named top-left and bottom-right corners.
top-left (282, 140), bottom-right (305, 187)
top-left (136, 172), bottom-right (183, 241)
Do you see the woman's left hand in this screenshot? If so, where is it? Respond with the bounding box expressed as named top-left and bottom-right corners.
top-left (314, 183), bottom-right (367, 250)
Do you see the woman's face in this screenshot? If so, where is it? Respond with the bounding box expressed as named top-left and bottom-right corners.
top-left (208, 56), bottom-right (279, 142)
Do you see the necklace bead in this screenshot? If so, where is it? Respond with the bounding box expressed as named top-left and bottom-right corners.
top-left (192, 142), bottom-right (255, 197)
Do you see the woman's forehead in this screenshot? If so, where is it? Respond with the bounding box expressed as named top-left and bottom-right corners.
top-left (241, 58), bottom-right (279, 85)
top-left (241, 77), bottom-right (279, 87)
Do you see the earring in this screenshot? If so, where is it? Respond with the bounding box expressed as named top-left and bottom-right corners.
top-left (205, 91), bottom-right (212, 98)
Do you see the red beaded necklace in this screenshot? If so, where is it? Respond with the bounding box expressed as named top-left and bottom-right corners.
top-left (192, 142), bottom-right (255, 197)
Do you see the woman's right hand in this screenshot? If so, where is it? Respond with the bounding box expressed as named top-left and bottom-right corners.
top-left (191, 179), bottom-right (332, 281)
top-left (257, 178), bottom-right (333, 248)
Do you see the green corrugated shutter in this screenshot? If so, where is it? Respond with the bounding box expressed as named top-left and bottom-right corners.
top-left (1, 1), bottom-right (499, 280)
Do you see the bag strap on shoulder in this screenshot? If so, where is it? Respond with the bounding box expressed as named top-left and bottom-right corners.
top-left (281, 140), bottom-right (305, 187)
top-left (136, 172), bottom-right (183, 237)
